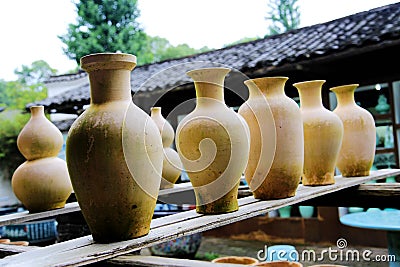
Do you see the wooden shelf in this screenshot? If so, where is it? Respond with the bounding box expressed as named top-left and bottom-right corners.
top-left (0, 169), bottom-right (399, 267)
top-left (375, 147), bottom-right (395, 154)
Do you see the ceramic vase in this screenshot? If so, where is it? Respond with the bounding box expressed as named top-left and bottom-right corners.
top-left (66, 53), bottom-right (163, 242)
top-left (299, 205), bottom-right (314, 218)
top-left (330, 84), bottom-right (376, 177)
top-left (176, 67), bottom-right (250, 214)
top-left (239, 77), bottom-right (303, 199)
top-left (151, 107), bottom-right (182, 189)
top-left (12, 106), bottom-right (72, 212)
top-left (293, 80), bottom-right (343, 186)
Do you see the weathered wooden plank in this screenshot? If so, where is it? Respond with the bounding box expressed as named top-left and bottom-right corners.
top-left (301, 182), bottom-right (400, 208)
top-left (0, 183), bottom-right (194, 227)
top-left (0, 169), bottom-right (398, 267)
top-left (0, 202), bottom-right (81, 227)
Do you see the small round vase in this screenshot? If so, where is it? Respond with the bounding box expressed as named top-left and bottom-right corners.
top-left (176, 67), bottom-right (250, 214)
top-left (151, 107), bottom-right (182, 189)
top-left (12, 106), bottom-right (72, 212)
top-left (239, 77), bottom-right (303, 200)
top-left (66, 53), bottom-right (163, 242)
top-left (278, 206), bottom-right (292, 218)
top-left (293, 80), bottom-right (343, 186)
top-left (330, 84), bottom-right (376, 177)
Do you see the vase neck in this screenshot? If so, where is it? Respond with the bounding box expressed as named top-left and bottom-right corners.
top-left (251, 77), bottom-right (288, 98)
top-left (88, 69), bottom-right (133, 104)
top-left (187, 68), bottom-right (230, 107)
top-left (30, 106), bottom-right (45, 118)
top-left (81, 53), bottom-right (137, 104)
top-left (294, 80), bottom-right (325, 109)
top-left (151, 107), bottom-right (162, 118)
top-left (330, 84), bottom-right (358, 108)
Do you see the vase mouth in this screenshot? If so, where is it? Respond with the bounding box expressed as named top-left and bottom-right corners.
top-left (186, 67), bottom-right (230, 82)
top-left (329, 83), bottom-right (359, 93)
top-left (292, 80), bottom-right (326, 88)
top-left (248, 76), bottom-right (289, 84)
top-left (80, 53), bottom-right (137, 72)
top-left (29, 105), bottom-right (44, 115)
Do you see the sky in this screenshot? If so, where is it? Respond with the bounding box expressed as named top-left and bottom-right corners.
top-left (0, 0), bottom-right (398, 81)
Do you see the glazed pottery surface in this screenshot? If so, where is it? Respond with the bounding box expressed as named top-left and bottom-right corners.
top-left (151, 107), bottom-right (182, 189)
top-left (12, 106), bottom-right (72, 212)
top-left (294, 80), bottom-right (343, 186)
top-left (212, 256), bottom-right (259, 265)
top-left (330, 84), bottom-right (376, 177)
top-left (239, 77), bottom-right (303, 199)
top-left (149, 233), bottom-right (202, 259)
top-left (66, 53), bottom-right (163, 242)
top-left (176, 67), bottom-right (250, 214)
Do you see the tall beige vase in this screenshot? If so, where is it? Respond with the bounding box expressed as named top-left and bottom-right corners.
top-left (239, 77), bottom-right (303, 199)
top-left (66, 53), bottom-right (163, 242)
top-left (151, 107), bottom-right (182, 189)
top-left (293, 80), bottom-right (343, 186)
top-left (12, 106), bottom-right (72, 212)
top-left (176, 67), bottom-right (250, 214)
top-left (330, 84), bottom-right (376, 176)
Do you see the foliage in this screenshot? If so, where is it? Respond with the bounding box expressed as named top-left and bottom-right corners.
top-left (0, 112), bottom-right (28, 173)
top-left (149, 36), bottom-right (210, 62)
top-left (0, 80), bottom-right (47, 110)
top-left (59, 0), bottom-right (151, 65)
top-left (59, 1), bottom-right (210, 65)
top-left (14, 60), bottom-right (57, 85)
top-left (265, 0), bottom-right (300, 36)
top-left (223, 37), bottom-right (260, 47)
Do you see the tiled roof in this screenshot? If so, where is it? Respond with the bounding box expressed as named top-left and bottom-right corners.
top-left (38, 2), bottom-right (400, 110)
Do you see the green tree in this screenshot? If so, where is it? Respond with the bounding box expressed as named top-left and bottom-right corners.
top-left (223, 37), bottom-right (260, 47)
top-left (265, 0), bottom-right (300, 36)
top-left (59, 0), bottom-right (151, 65)
top-left (14, 60), bottom-right (57, 86)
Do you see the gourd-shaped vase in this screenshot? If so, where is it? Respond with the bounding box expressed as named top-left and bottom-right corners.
top-left (293, 80), bottom-right (343, 186)
top-left (12, 106), bottom-right (72, 212)
top-left (176, 68), bottom-right (250, 214)
top-left (66, 53), bottom-right (163, 242)
top-left (239, 77), bottom-right (303, 199)
top-left (330, 84), bottom-right (376, 177)
top-left (151, 107), bottom-right (182, 189)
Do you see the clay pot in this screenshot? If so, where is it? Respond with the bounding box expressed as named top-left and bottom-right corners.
top-left (151, 107), bottom-right (182, 189)
top-left (176, 67), bottom-right (250, 214)
top-left (12, 106), bottom-right (72, 212)
top-left (330, 84), bottom-right (375, 177)
top-left (293, 80), bottom-right (343, 186)
top-left (66, 53), bottom-right (163, 242)
top-left (211, 256), bottom-right (259, 265)
top-left (239, 77), bottom-right (303, 199)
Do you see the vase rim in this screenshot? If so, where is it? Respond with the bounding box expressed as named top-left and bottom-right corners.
top-left (80, 53), bottom-right (137, 71)
top-left (250, 76), bottom-right (289, 81)
top-left (186, 67), bottom-right (230, 78)
top-left (329, 83), bottom-right (359, 93)
top-left (292, 80), bottom-right (326, 87)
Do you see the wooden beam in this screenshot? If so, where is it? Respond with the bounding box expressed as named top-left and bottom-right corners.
top-left (300, 183), bottom-right (400, 208)
top-left (1, 169), bottom-right (398, 267)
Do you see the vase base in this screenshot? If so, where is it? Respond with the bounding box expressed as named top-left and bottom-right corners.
top-left (27, 201), bottom-right (67, 213)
